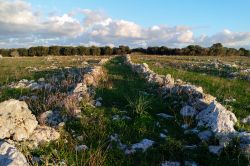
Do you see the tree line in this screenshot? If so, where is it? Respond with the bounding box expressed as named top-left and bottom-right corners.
top-left (0, 45), bottom-right (130, 57)
top-left (132, 43), bottom-right (250, 56)
top-left (0, 43), bottom-right (249, 57)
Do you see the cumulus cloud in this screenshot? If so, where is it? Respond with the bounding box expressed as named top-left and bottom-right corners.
top-left (0, 0), bottom-right (249, 49)
top-left (197, 29), bottom-right (250, 48)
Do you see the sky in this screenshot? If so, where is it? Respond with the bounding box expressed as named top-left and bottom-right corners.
top-left (0, 0), bottom-right (250, 49)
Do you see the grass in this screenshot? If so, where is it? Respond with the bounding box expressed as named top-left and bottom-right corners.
top-left (0, 56), bottom-right (248, 165)
top-left (25, 56), bottom-right (248, 165)
top-left (0, 56), bottom-right (109, 85)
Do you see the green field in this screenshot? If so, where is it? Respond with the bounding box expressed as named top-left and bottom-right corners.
top-left (0, 55), bottom-right (249, 165)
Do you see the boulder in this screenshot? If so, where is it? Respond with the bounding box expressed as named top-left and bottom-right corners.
top-left (28, 125), bottom-right (60, 147)
top-left (0, 141), bottom-right (29, 166)
top-left (196, 101), bottom-right (237, 134)
top-left (0, 99), bottom-right (38, 141)
top-left (180, 106), bottom-right (197, 117)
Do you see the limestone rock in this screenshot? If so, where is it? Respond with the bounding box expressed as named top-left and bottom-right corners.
top-left (196, 101), bottom-right (237, 134)
top-left (241, 116), bottom-right (250, 125)
top-left (73, 83), bottom-right (88, 93)
top-left (38, 110), bottom-right (64, 126)
top-left (28, 125), bottom-right (60, 147)
top-left (0, 141), bottom-right (29, 166)
top-left (0, 99), bottom-right (38, 141)
top-left (75, 145), bottom-right (88, 151)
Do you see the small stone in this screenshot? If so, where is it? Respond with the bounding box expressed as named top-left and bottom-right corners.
top-left (75, 145), bottom-right (88, 151)
top-left (208, 145), bottom-right (223, 155)
top-left (77, 136), bottom-right (84, 141)
top-left (181, 124), bottom-right (189, 129)
top-left (58, 122), bottom-right (65, 127)
top-left (96, 97), bottom-right (103, 101)
top-left (184, 161), bottom-right (198, 166)
top-left (95, 101), bottom-right (102, 107)
top-left (157, 113), bottom-right (174, 119)
top-left (241, 116), bottom-right (250, 125)
top-left (38, 78), bottom-right (45, 82)
top-left (161, 161), bottom-right (181, 166)
top-left (160, 133), bottom-right (167, 138)
top-left (184, 145), bottom-right (197, 150)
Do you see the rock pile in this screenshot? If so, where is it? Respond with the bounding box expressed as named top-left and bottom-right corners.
top-left (124, 54), bottom-right (249, 156)
top-left (0, 99), bottom-right (60, 165)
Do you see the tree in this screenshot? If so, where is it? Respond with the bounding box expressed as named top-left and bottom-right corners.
top-left (239, 48), bottom-right (250, 56)
top-left (77, 46), bottom-right (90, 55)
top-left (28, 46), bottom-right (49, 56)
top-left (209, 43), bottom-right (226, 56)
top-left (0, 49), bottom-right (10, 57)
top-left (49, 46), bottom-right (60, 56)
top-left (90, 46), bottom-right (101, 56)
top-left (60, 47), bottom-right (73, 56)
top-left (17, 48), bottom-right (28, 56)
top-left (10, 49), bottom-right (19, 57)
top-left (101, 46), bottom-right (113, 55)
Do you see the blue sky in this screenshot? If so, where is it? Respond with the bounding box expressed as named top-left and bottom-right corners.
top-left (27, 0), bottom-right (250, 35)
top-left (0, 0), bottom-right (250, 48)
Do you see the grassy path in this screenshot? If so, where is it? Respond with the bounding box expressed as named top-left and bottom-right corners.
top-left (29, 56), bottom-right (247, 165)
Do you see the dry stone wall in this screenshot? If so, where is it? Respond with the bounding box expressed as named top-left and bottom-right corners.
top-left (124, 54), bottom-right (249, 155)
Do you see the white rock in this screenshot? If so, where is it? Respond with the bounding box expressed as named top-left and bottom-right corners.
top-left (95, 101), bottom-right (102, 107)
top-left (241, 116), bottom-right (250, 125)
top-left (28, 125), bottom-right (60, 147)
top-left (0, 141), bottom-right (29, 166)
top-left (208, 145), bottom-right (223, 155)
top-left (181, 124), bottom-right (189, 129)
top-left (38, 78), bottom-right (45, 82)
top-left (184, 145), bottom-right (197, 150)
top-left (161, 161), bottom-right (181, 166)
top-left (131, 139), bottom-right (154, 152)
top-left (75, 145), bottom-right (88, 151)
top-left (196, 101), bottom-right (237, 134)
top-left (96, 97), bottom-right (103, 101)
top-left (184, 161), bottom-right (198, 166)
top-left (180, 106), bottom-right (197, 117)
top-left (77, 136), bottom-right (84, 141)
top-left (0, 99), bottom-right (38, 141)
top-left (157, 113), bottom-right (174, 119)
top-left (160, 133), bottom-right (167, 138)
top-left (73, 83), bottom-right (88, 93)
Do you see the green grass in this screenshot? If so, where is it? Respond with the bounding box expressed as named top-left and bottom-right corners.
top-left (0, 56), bottom-right (109, 85)
top-left (21, 56), bottom-right (248, 166)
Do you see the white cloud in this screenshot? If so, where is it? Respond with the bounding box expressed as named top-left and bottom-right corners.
top-left (0, 1), bottom-right (249, 49)
top-left (197, 29), bottom-right (250, 48)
